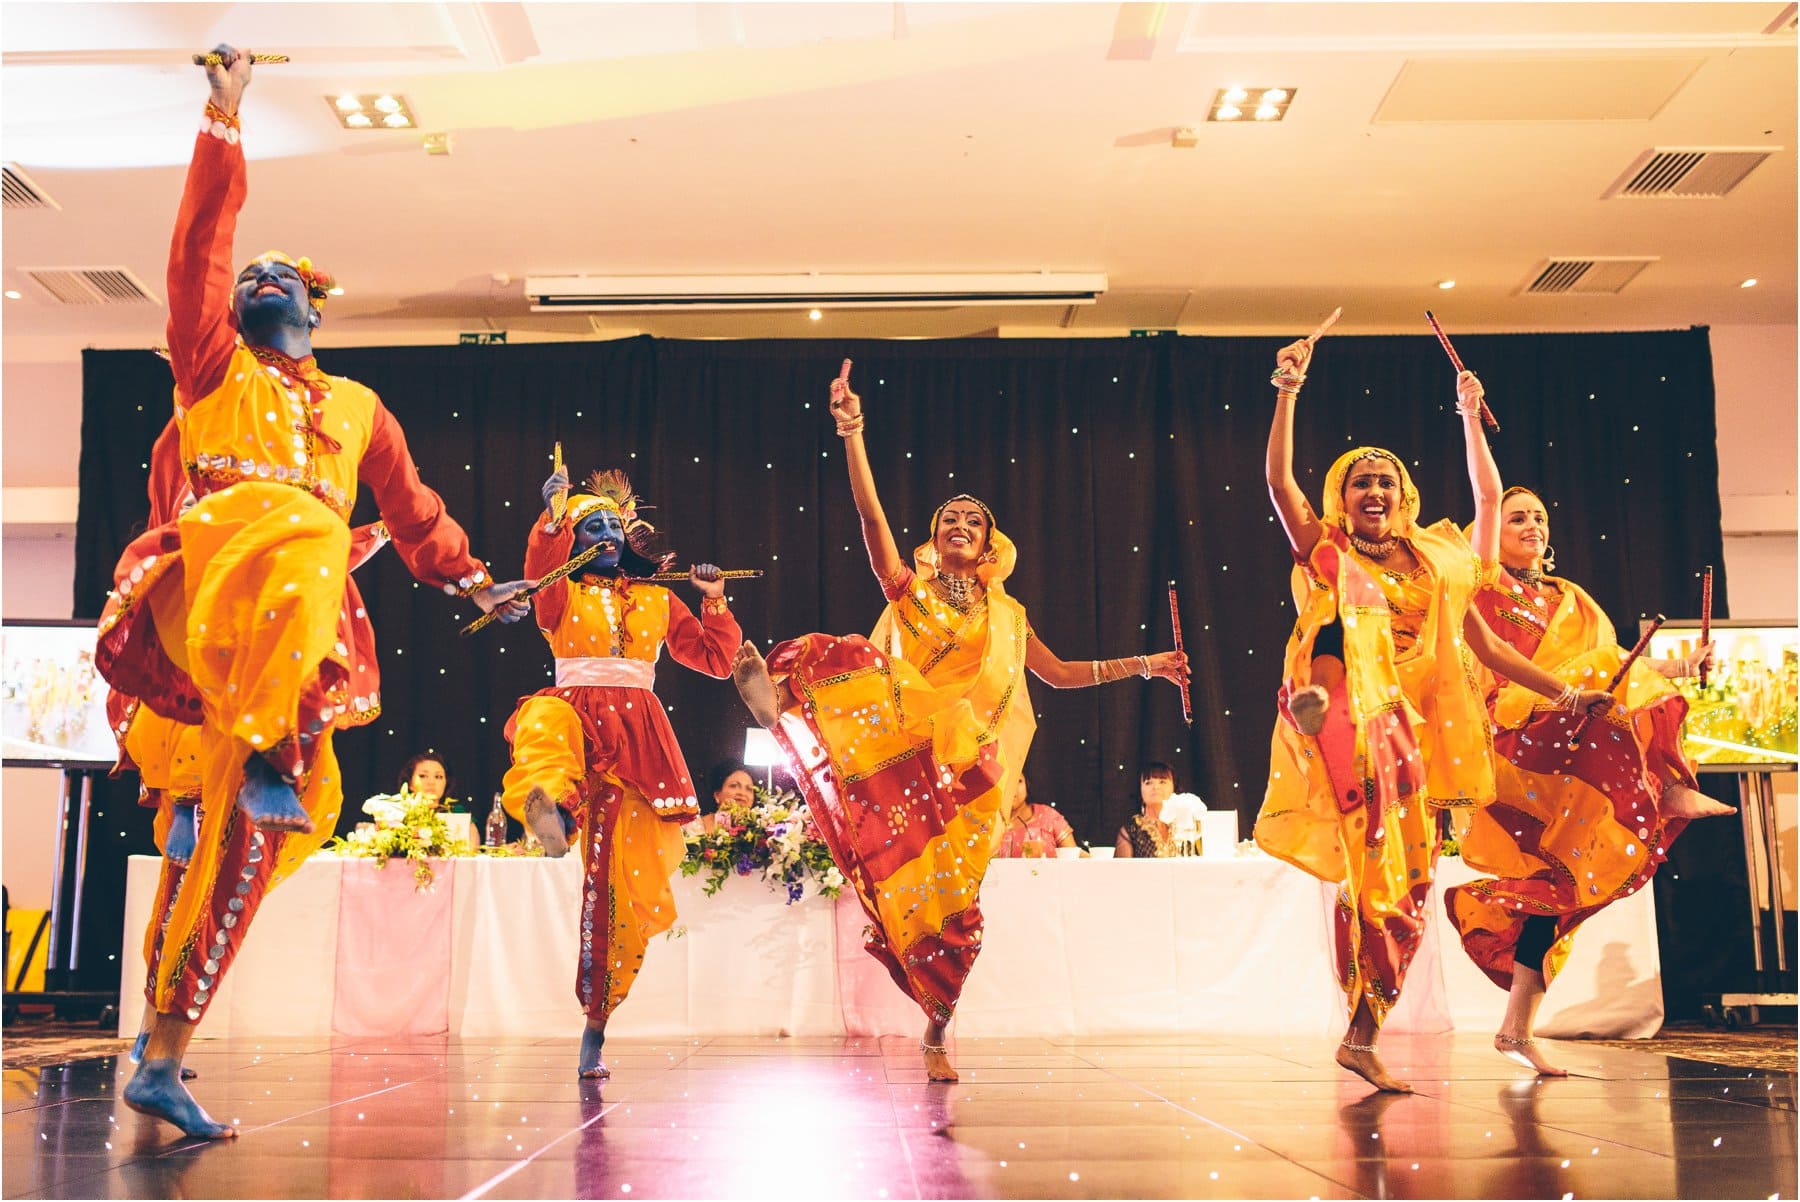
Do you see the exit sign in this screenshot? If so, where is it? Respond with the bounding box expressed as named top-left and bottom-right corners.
top-left (459, 331), bottom-right (507, 345)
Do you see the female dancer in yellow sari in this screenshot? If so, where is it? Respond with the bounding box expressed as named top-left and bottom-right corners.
top-left (732, 362), bottom-right (1187, 1082)
top-left (1447, 400), bottom-right (1732, 1074)
top-left (1256, 340), bottom-right (1612, 1092)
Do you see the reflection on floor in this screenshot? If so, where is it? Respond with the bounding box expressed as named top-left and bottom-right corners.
top-left (4, 1033), bottom-right (1794, 1199)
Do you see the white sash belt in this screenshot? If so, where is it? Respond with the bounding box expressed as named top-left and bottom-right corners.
top-left (554, 657), bottom-right (656, 690)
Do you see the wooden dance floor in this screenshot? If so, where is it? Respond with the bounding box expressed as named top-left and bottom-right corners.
top-left (5, 1032), bottom-right (1795, 1200)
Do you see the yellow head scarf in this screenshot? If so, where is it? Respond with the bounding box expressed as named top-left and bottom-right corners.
top-left (1320, 446), bottom-right (1421, 541)
top-left (912, 494), bottom-right (1016, 594)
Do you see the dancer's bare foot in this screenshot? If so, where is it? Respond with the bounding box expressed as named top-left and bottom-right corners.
top-left (1335, 1042), bottom-right (1413, 1093)
top-left (523, 787), bottom-right (569, 859)
top-left (578, 1024), bottom-right (610, 1079)
top-left (237, 754), bottom-right (313, 833)
top-left (921, 1041), bottom-right (958, 1083)
top-left (1290, 685), bottom-right (1329, 736)
top-left (731, 640), bottom-right (782, 728)
top-left (1658, 783), bottom-right (1736, 821)
top-left (1495, 1033), bottom-right (1568, 1077)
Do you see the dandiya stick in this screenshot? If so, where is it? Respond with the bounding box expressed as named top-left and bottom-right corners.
top-left (1305, 306), bottom-right (1342, 346)
top-left (1700, 565), bottom-right (1714, 689)
top-left (1425, 310), bottom-right (1499, 432)
top-left (1567, 613), bottom-right (1666, 748)
top-left (642, 569), bottom-right (765, 582)
top-left (459, 542), bottom-right (605, 637)
top-left (1168, 581), bottom-right (1193, 727)
top-left (193, 52), bottom-right (289, 65)
top-left (549, 441), bottom-right (567, 525)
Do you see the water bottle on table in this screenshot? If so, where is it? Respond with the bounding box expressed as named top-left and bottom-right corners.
top-left (485, 794), bottom-right (508, 848)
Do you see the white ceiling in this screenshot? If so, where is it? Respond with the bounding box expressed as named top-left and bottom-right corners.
top-left (2, 1), bottom-right (1794, 353)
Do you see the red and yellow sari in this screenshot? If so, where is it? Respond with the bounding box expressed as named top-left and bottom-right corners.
top-left (1256, 448), bottom-right (1492, 1025)
top-left (1446, 571), bottom-right (1690, 988)
top-left (764, 522), bottom-right (1035, 1024)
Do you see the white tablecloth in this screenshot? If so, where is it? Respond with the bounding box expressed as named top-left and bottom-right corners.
top-left (117, 853), bottom-right (1661, 1040)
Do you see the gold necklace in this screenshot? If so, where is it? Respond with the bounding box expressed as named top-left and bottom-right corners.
top-left (1349, 532), bottom-right (1398, 559)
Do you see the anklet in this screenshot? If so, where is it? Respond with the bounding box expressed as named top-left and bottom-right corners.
top-left (1340, 1040), bottom-right (1376, 1053)
top-left (919, 1041), bottom-right (949, 1054)
top-left (1495, 1034), bottom-right (1536, 1047)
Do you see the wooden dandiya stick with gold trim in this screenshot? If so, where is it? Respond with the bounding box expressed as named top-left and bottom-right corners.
top-left (1567, 613), bottom-right (1666, 748)
top-left (1425, 310), bottom-right (1499, 432)
top-left (1168, 580), bottom-right (1193, 727)
top-left (193, 52), bottom-right (289, 65)
top-left (549, 441), bottom-right (568, 526)
top-left (642, 569), bottom-right (765, 582)
top-left (1305, 306), bottom-right (1342, 347)
top-left (459, 542), bottom-right (606, 637)
top-left (1700, 565), bottom-right (1714, 689)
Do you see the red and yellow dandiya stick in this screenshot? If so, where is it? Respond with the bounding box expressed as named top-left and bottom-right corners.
top-left (193, 52), bottom-right (289, 65)
top-left (1425, 310), bottom-right (1499, 432)
top-left (1168, 580), bottom-right (1192, 727)
top-left (1700, 565), bottom-right (1714, 689)
top-left (1568, 613), bottom-right (1666, 748)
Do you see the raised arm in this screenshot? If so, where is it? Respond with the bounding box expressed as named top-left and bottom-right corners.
top-left (829, 362), bottom-right (905, 588)
top-left (1265, 339), bottom-right (1325, 558)
top-left (1024, 629), bottom-right (1188, 691)
top-left (1458, 371), bottom-right (1502, 562)
top-left (166, 44), bottom-right (253, 402)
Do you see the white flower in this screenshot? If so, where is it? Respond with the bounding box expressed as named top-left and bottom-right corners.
top-left (823, 867), bottom-right (845, 889)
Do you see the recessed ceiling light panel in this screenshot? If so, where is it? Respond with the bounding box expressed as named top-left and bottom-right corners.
top-left (326, 95), bottom-right (417, 130)
top-left (1209, 87), bottom-right (1295, 122)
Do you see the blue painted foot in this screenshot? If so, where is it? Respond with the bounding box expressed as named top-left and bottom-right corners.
top-left (164, 806), bottom-right (198, 866)
top-left (578, 1026), bottom-right (609, 1079)
top-left (122, 1059), bottom-right (235, 1138)
top-left (129, 1031), bottom-right (197, 1079)
top-left (236, 754), bottom-right (313, 833)
top-left (524, 788), bottom-right (570, 859)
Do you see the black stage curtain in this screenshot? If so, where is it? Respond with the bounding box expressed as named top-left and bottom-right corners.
top-left (71, 330), bottom-right (1727, 989)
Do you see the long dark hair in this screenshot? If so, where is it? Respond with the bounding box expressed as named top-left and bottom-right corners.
top-left (398, 752), bottom-right (454, 800)
top-left (703, 761), bottom-right (753, 815)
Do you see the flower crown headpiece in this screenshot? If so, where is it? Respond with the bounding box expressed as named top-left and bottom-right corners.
top-left (566, 469), bottom-right (660, 556)
top-left (246, 250), bottom-right (337, 311)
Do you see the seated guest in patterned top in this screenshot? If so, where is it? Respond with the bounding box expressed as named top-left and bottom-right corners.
top-left (995, 775), bottom-right (1080, 857)
top-left (1116, 762), bottom-right (1186, 858)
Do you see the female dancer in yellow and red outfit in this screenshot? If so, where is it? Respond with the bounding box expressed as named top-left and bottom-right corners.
top-left (93, 48), bottom-right (528, 1138)
top-left (1255, 340), bottom-right (1613, 1093)
top-left (731, 362), bottom-right (1188, 1083)
top-left (1446, 394), bottom-right (1733, 1074)
top-left (500, 467), bottom-right (740, 1078)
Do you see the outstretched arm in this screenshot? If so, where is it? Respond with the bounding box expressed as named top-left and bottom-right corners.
top-left (1463, 609), bottom-right (1612, 713)
top-left (830, 361), bottom-right (906, 589)
top-left (1458, 371), bottom-right (1502, 562)
top-left (1265, 339), bottom-right (1324, 558)
top-left (1025, 631), bottom-right (1189, 690)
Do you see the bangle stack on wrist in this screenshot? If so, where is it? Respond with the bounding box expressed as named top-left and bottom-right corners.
top-left (1270, 367), bottom-right (1306, 395)
top-left (835, 414), bottom-right (865, 438)
top-left (1552, 683), bottom-right (1581, 712)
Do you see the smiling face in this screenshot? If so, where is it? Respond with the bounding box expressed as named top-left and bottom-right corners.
top-left (232, 259), bottom-right (316, 341)
top-left (408, 758), bottom-right (447, 801)
top-left (933, 500), bottom-right (990, 572)
top-left (574, 507), bottom-right (626, 570)
top-left (714, 769), bottom-right (755, 808)
top-left (1499, 490), bottom-right (1550, 571)
top-left (1341, 455), bottom-right (1404, 541)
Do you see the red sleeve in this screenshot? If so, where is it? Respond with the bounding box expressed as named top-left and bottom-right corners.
top-left (357, 400), bottom-right (489, 593)
top-left (166, 120), bottom-right (246, 403)
top-left (525, 516), bottom-right (574, 633)
top-left (663, 592), bottom-right (742, 680)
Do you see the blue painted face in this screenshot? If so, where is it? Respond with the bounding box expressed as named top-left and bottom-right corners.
top-left (232, 260), bottom-right (315, 336)
top-left (575, 508), bottom-right (625, 569)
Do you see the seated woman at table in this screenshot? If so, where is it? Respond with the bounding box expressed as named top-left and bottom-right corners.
top-left (689, 762), bottom-right (756, 836)
top-left (1116, 762), bottom-right (1188, 857)
top-left (996, 775), bottom-right (1080, 857)
top-left (398, 752), bottom-right (456, 808)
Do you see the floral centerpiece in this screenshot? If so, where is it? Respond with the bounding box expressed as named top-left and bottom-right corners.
top-left (324, 787), bottom-right (464, 890)
top-left (681, 785), bottom-right (844, 903)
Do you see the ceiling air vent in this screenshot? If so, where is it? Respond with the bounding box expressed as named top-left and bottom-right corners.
top-left (3, 164), bottom-right (59, 210)
top-left (1603, 148), bottom-right (1776, 199)
top-left (1521, 258), bottom-right (1656, 295)
top-left (23, 268), bottom-right (159, 306)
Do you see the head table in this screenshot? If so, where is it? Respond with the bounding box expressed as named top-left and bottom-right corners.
top-left (117, 852), bottom-right (1660, 1041)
